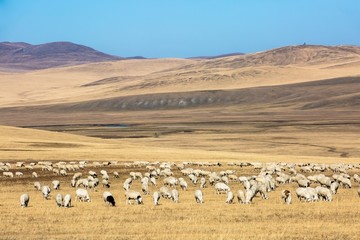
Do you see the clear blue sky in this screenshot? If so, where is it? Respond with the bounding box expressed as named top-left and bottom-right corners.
top-left (1, 0), bottom-right (359, 58)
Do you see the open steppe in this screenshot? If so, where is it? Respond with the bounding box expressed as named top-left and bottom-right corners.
top-left (1, 44), bottom-right (360, 239)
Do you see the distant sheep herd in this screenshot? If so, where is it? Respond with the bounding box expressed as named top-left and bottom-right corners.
top-left (1, 160), bottom-right (360, 208)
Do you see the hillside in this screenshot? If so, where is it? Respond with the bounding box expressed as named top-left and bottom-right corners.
top-left (0, 41), bottom-right (122, 70)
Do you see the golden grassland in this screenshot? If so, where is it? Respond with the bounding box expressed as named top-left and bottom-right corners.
top-left (1, 162), bottom-right (360, 240)
top-left (0, 125), bottom-right (360, 239)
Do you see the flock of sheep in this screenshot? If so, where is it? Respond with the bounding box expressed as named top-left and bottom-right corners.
top-left (1, 160), bottom-right (360, 208)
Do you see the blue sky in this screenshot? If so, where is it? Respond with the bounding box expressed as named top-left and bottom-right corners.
top-left (0, 0), bottom-right (359, 58)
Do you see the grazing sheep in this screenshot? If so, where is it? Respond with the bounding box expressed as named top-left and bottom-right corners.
top-left (163, 177), bottom-right (178, 188)
top-left (194, 189), bottom-right (203, 204)
top-left (318, 176), bottom-right (332, 188)
top-left (59, 169), bottom-right (67, 176)
top-left (52, 180), bottom-right (60, 190)
top-left (113, 172), bottom-right (120, 178)
top-left (200, 177), bottom-right (206, 188)
top-left (102, 179), bottom-right (110, 188)
top-left (20, 193), bottom-right (29, 207)
top-left (171, 189), bottom-right (179, 203)
top-left (226, 191), bottom-right (234, 204)
top-left (71, 179), bottom-right (76, 188)
top-left (123, 178), bottom-right (132, 191)
top-left (297, 179), bottom-right (310, 188)
top-left (153, 191), bottom-right (160, 206)
top-left (306, 187), bottom-right (319, 202)
top-left (353, 174), bottom-right (360, 183)
top-left (103, 191), bottom-right (116, 206)
top-left (41, 186), bottom-right (51, 199)
top-left (15, 171), bottom-right (23, 177)
top-left (75, 188), bottom-right (91, 202)
top-left (189, 174), bottom-right (198, 184)
top-left (315, 186), bottom-right (332, 202)
top-left (237, 190), bottom-right (245, 204)
top-left (159, 186), bottom-right (172, 199)
top-left (296, 187), bottom-right (311, 202)
top-left (34, 181), bottom-right (41, 191)
top-left (55, 193), bottom-right (63, 207)
top-left (150, 177), bottom-right (157, 186)
top-left (141, 177), bottom-right (149, 185)
top-left (330, 181), bottom-right (340, 194)
top-left (339, 176), bottom-right (352, 188)
top-left (3, 172), bottom-right (14, 178)
top-left (125, 190), bottom-right (143, 205)
top-left (141, 182), bottom-right (149, 195)
top-left (63, 194), bottom-right (71, 208)
top-left (73, 172), bottom-right (82, 180)
top-left (214, 182), bottom-right (230, 194)
top-left (179, 178), bottom-right (188, 190)
top-left (245, 189), bottom-right (256, 204)
top-left (88, 171), bottom-right (97, 177)
top-left (32, 172), bottom-right (38, 178)
top-left (281, 190), bottom-right (292, 204)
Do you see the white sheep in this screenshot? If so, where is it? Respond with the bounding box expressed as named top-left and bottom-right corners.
top-left (214, 182), bottom-right (230, 194)
top-left (200, 177), bottom-right (206, 188)
top-left (64, 194), bottom-right (71, 208)
top-left (188, 174), bottom-right (198, 184)
top-left (226, 191), bottom-right (234, 204)
top-left (171, 189), bottom-right (179, 203)
top-left (159, 186), bottom-right (172, 199)
top-left (75, 188), bottom-right (91, 202)
top-left (245, 189), bottom-right (256, 204)
top-left (179, 178), bottom-right (188, 190)
top-left (163, 177), bottom-right (178, 188)
top-left (34, 181), bottom-right (41, 191)
top-left (237, 190), bottom-right (245, 204)
top-left (141, 182), bottom-right (149, 195)
top-left (194, 189), bottom-right (203, 204)
top-left (150, 177), bottom-right (157, 186)
top-left (330, 181), bottom-right (339, 194)
top-left (101, 179), bottom-right (110, 188)
top-left (125, 190), bottom-right (143, 205)
top-left (113, 171), bottom-right (120, 178)
top-left (315, 186), bottom-right (332, 201)
top-left (153, 191), bottom-right (160, 206)
top-left (52, 180), bottom-right (60, 190)
top-left (20, 193), bottom-right (30, 207)
top-left (55, 193), bottom-right (63, 207)
top-left (42, 186), bottom-right (51, 199)
top-left (123, 178), bottom-right (132, 191)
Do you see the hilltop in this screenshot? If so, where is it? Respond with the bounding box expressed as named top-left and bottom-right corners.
top-left (0, 41), bottom-right (122, 70)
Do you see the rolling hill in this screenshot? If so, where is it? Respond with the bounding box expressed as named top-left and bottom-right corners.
top-left (0, 41), bottom-right (122, 70)
top-left (0, 43), bottom-right (359, 127)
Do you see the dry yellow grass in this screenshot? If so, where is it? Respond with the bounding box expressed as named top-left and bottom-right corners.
top-left (1, 160), bottom-right (360, 240)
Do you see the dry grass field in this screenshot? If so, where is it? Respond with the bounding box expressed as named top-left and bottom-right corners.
top-left (1, 157), bottom-right (360, 240)
top-left (1, 45), bottom-right (360, 239)
top-left (1, 125), bottom-right (360, 239)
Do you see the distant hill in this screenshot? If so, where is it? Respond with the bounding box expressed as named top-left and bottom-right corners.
top-left (197, 45), bottom-right (360, 69)
top-left (188, 52), bottom-right (244, 59)
top-left (0, 41), bottom-right (122, 70)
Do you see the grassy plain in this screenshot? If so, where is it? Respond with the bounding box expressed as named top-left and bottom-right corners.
top-left (1, 159), bottom-right (360, 240)
top-left (0, 125), bottom-right (360, 239)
